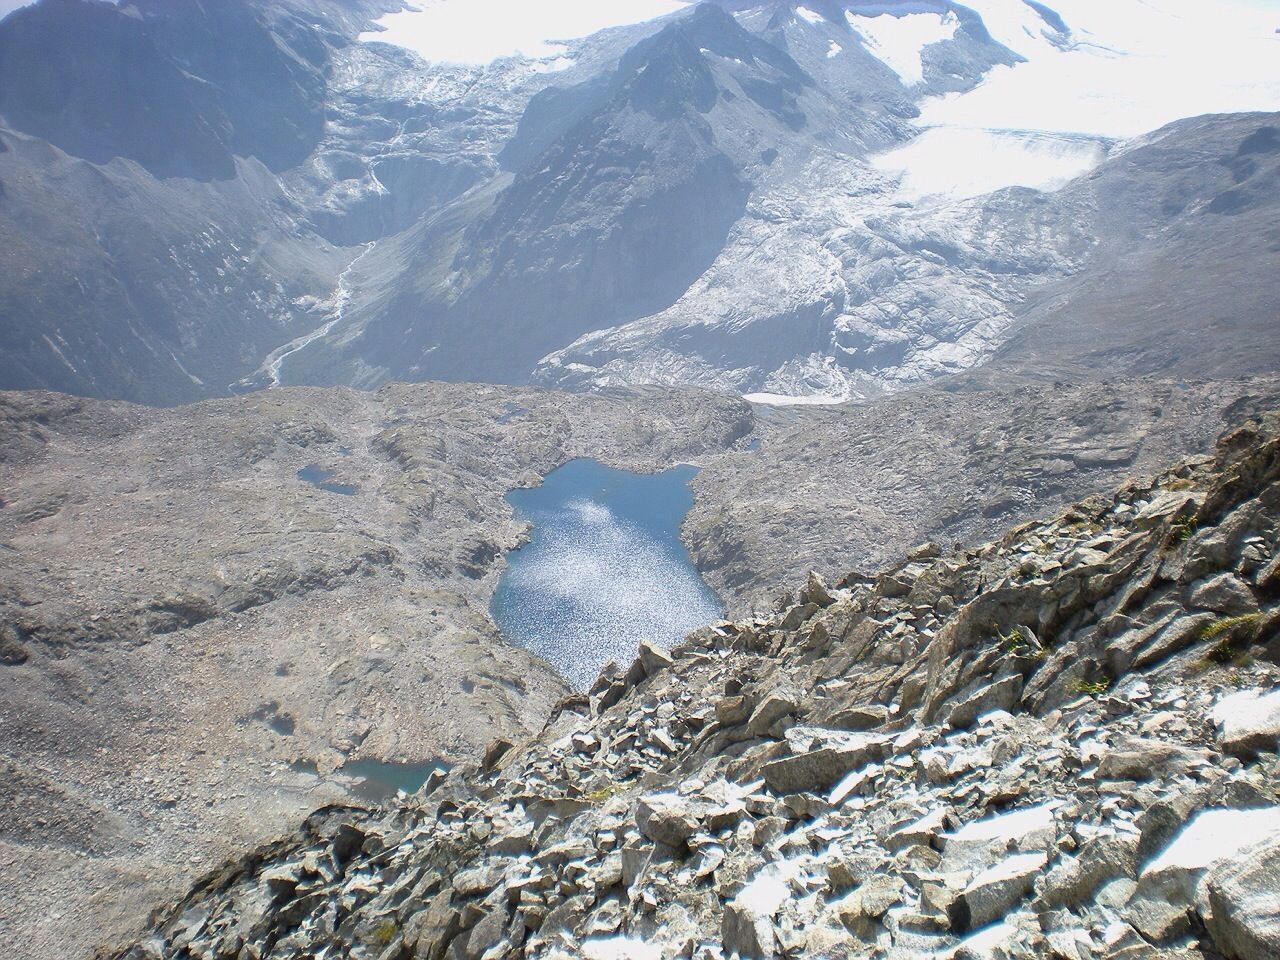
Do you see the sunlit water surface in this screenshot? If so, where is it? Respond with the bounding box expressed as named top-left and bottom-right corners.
top-left (491, 459), bottom-right (723, 690)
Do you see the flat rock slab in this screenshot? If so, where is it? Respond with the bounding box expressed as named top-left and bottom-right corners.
top-left (1213, 688), bottom-right (1280, 758)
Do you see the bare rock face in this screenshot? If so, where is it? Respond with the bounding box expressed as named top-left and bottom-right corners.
top-left (108, 412), bottom-right (1280, 960)
top-left (1205, 836), bottom-right (1280, 960)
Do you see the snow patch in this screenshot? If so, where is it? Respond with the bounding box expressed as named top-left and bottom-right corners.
top-left (735, 860), bottom-right (803, 917)
top-left (1211, 688), bottom-right (1280, 746)
top-left (360, 0), bottom-right (687, 65)
top-left (872, 126), bottom-right (1108, 201)
top-left (827, 41), bottom-right (843, 58)
top-left (796, 6), bottom-right (824, 25)
top-left (847, 10), bottom-right (958, 85)
top-left (920, 0), bottom-right (1280, 139)
top-left (582, 937), bottom-right (663, 960)
top-left (743, 391), bottom-right (849, 407)
top-left (1144, 806), bottom-right (1280, 877)
top-left (530, 55), bottom-right (576, 73)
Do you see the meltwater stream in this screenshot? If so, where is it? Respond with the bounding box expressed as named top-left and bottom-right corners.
top-left (491, 459), bottom-right (723, 690)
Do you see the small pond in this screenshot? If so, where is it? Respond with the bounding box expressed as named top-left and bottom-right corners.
top-left (291, 758), bottom-right (449, 802)
top-left (490, 458), bottom-right (723, 690)
top-left (297, 464), bottom-right (358, 496)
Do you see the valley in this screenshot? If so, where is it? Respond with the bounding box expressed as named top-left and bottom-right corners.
top-left (4, 373), bottom-right (1279, 958)
top-left (0, 1), bottom-right (1277, 958)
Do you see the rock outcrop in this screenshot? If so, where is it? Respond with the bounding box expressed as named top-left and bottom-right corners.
top-left (115, 412), bottom-right (1280, 959)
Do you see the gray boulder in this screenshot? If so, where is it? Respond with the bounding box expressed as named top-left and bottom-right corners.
top-left (1205, 836), bottom-right (1280, 960)
top-left (635, 793), bottom-right (701, 848)
top-left (761, 730), bottom-right (892, 794)
top-left (946, 675), bottom-right (1024, 730)
top-left (1187, 573), bottom-right (1258, 615)
top-left (1213, 689), bottom-right (1280, 759)
top-left (949, 851), bottom-right (1047, 932)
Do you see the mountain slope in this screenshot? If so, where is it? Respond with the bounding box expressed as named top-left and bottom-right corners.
top-left (304, 3), bottom-right (922, 387)
top-left (0, 0), bottom-right (1275, 404)
top-left (537, 110), bottom-right (1280, 399)
top-left (968, 114), bottom-right (1280, 385)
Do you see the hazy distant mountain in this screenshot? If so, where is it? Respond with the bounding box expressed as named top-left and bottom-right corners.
top-left (0, 0), bottom-right (1276, 403)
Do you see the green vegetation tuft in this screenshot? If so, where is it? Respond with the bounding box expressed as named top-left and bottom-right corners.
top-left (1070, 678), bottom-right (1110, 696)
top-left (1168, 515), bottom-right (1198, 545)
top-left (585, 783), bottom-right (623, 804)
top-left (370, 920), bottom-right (398, 947)
top-left (1198, 612), bottom-right (1263, 643)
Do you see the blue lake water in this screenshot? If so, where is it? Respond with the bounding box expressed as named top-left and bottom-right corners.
top-left (290, 758), bottom-right (449, 802)
top-left (490, 458), bottom-right (723, 690)
top-left (297, 464), bottom-right (357, 496)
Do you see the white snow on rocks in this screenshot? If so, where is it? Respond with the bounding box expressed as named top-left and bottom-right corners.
top-left (581, 937), bottom-right (663, 960)
top-left (943, 801), bottom-right (1063, 869)
top-left (871, 127), bottom-right (1107, 202)
top-left (734, 859), bottom-right (807, 918)
top-left (742, 391), bottom-right (850, 407)
top-left (1143, 807), bottom-right (1280, 881)
top-left (359, 0), bottom-right (686, 64)
top-left (875, 0), bottom-right (1280, 201)
top-left (1212, 688), bottom-right (1280, 756)
top-left (846, 9), bottom-right (959, 85)
top-left (920, 0), bottom-right (1280, 139)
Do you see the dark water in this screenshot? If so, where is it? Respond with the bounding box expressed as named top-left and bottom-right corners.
top-left (490, 458), bottom-right (723, 690)
top-left (291, 758), bottom-right (448, 802)
top-left (496, 402), bottom-right (528, 424)
top-left (297, 464), bottom-right (357, 496)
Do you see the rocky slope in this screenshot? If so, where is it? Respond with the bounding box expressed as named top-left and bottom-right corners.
top-left (113, 412), bottom-right (1280, 960)
top-left (688, 376), bottom-right (1280, 607)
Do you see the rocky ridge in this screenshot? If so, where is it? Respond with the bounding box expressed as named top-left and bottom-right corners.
top-left (115, 413), bottom-right (1280, 959)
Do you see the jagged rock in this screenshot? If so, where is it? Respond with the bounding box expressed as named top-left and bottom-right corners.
top-left (406, 889), bottom-right (463, 960)
top-left (746, 692), bottom-right (798, 737)
top-left (884, 808), bottom-right (951, 852)
top-left (1097, 736), bottom-right (1214, 781)
top-left (943, 803), bottom-right (1061, 870)
top-left (908, 542), bottom-right (943, 562)
top-left (1257, 552), bottom-right (1280, 590)
top-left (722, 900), bottom-right (778, 960)
top-left (724, 866), bottom-right (794, 959)
top-left (1136, 806), bottom-right (1280, 939)
top-left (836, 875), bottom-right (902, 937)
top-left (716, 695), bottom-right (753, 726)
top-left (799, 572), bottom-right (835, 608)
top-left (635, 793), bottom-right (701, 848)
top-left (637, 641), bottom-right (674, 678)
top-left (1038, 834), bottom-right (1139, 909)
top-left (761, 730), bottom-right (892, 794)
top-left (949, 851), bottom-right (1047, 933)
top-left (1204, 836), bottom-right (1280, 960)
top-left (827, 705), bottom-right (890, 732)
top-left (1187, 573), bottom-right (1259, 615)
top-left (946, 676), bottom-right (1024, 730)
top-left (481, 739), bottom-right (514, 772)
